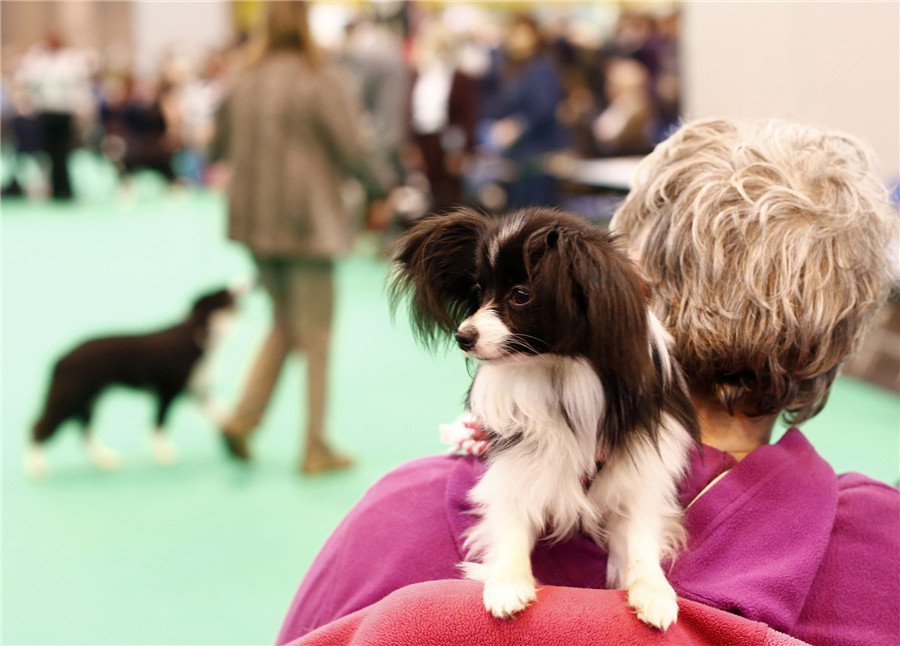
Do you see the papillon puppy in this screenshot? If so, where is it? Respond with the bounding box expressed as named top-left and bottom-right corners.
top-left (390, 208), bottom-right (699, 630)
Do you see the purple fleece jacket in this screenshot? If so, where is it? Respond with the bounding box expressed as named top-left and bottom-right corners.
top-left (276, 430), bottom-right (900, 646)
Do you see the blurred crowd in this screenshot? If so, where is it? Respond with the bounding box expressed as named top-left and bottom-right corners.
top-left (1, 4), bottom-right (680, 216)
top-left (2, 30), bottom-right (235, 200)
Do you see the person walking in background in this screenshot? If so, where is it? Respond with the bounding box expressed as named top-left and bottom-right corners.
top-left (211, 1), bottom-right (388, 473)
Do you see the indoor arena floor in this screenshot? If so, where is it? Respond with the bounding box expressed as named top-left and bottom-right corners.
top-left (2, 173), bottom-right (898, 645)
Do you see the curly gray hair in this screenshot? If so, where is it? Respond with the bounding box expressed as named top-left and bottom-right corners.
top-left (611, 118), bottom-right (899, 424)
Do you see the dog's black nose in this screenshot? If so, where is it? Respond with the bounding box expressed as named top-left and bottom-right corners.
top-left (455, 327), bottom-right (478, 352)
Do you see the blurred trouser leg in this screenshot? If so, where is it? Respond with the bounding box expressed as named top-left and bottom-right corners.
top-left (38, 111), bottom-right (74, 200)
top-left (283, 260), bottom-right (352, 473)
top-left (226, 325), bottom-right (291, 435)
top-left (221, 260), bottom-right (291, 459)
top-left (223, 258), bottom-right (351, 471)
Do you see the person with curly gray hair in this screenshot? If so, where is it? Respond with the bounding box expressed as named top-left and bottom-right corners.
top-left (612, 118), bottom-right (898, 457)
top-left (274, 119), bottom-right (899, 646)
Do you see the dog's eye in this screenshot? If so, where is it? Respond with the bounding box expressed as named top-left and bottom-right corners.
top-left (471, 283), bottom-right (483, 298)
top-left (509, 286), bottom-right (532, 306)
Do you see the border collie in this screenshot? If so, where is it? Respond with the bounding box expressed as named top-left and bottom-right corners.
top-left (26, 288), bottom-right (237, 477)
top-left (390, 208), bottom-right (699, 630)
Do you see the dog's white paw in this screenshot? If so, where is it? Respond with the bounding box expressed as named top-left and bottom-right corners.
top-left (151, 433), bottom-right (178, 466)
top-left (627, 577), bottom-right (679, 631)
top-left (86, 439), bottom-right (122, 471)
top-left (482, 576), bottom-right (537, 619)
top-left (25, 445), bottom-right (49, 479)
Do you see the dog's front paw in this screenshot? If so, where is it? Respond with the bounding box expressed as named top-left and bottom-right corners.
top-left (482, 576), bottom-right (537, 619)
top-left (627, 577), bottom-right (678, 631)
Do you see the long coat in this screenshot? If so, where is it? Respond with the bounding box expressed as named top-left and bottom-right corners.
top-left (213, 53), bottom-right (385, 259)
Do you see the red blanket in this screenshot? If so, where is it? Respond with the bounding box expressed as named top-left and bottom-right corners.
top-left (289, 579), bottom-right (810, 646)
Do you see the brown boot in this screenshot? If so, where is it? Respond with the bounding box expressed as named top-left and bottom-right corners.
top-left (301, 439), bottom-right (353, 474)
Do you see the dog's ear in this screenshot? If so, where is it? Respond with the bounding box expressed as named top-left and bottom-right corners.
top-left (389, 210), bottom-right (485, 350)
top-left (546, 226), bottom-right (561, 249)
top-left (534, 227), bottom-right (664, 454)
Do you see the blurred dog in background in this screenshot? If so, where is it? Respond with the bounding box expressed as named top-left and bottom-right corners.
top-left (26, 287), bottom-right (241, 477)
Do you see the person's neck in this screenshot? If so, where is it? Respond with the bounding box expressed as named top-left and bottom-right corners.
top-left (693, 398), bottom-right (777, 462)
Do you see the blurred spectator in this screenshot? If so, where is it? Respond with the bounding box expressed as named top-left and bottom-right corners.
top-left (554, 9), bottom-right (678, 159)
top-left (409, 18), bottom-right (479, 212)
top-left (553, 29), bottom-right (606, 159)
top-left (212, 1), bottom-right (389, 473)
top-left (15, 32), bottom-right (94, 200)
top-left (341, 17), bottom-right (408, 191)
top-left (99, 75), bottom-right (179, 186)
top-left (591, 9), bottom-right (675, 153)
top-left (592, 57), bottom-right (655, 156)
top-left (481, 14), bottom-right (568, 209)
top-left (176, 50), bottom-right (229, 184)
top-left (653, 12), bottom-right (681, 139)
top-left (603, 11), bottom-right (662, 77)
top-left (2, 6), bottom-right (683, 206)
top-left (1, 63), bottom-right (27, 197)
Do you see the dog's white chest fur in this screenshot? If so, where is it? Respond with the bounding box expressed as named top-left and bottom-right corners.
top-left (466, 356), bottom-right (603, 542)
top-left (463, 354), bottom-right (691, 629)
top-left (469, 356), bottom-right (602, 460)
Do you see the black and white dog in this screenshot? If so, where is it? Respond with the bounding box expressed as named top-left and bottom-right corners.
top-left (390, 208), bottom-right (699, 630)
top-left (27, 288), bottom-right (238, 477)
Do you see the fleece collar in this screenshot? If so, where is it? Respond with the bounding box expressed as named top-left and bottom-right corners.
top-left (670, 430), bottom-right (838, 635)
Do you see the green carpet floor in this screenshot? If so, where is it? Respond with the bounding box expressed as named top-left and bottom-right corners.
top-left (2, 178), bottom-right (898, 645)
